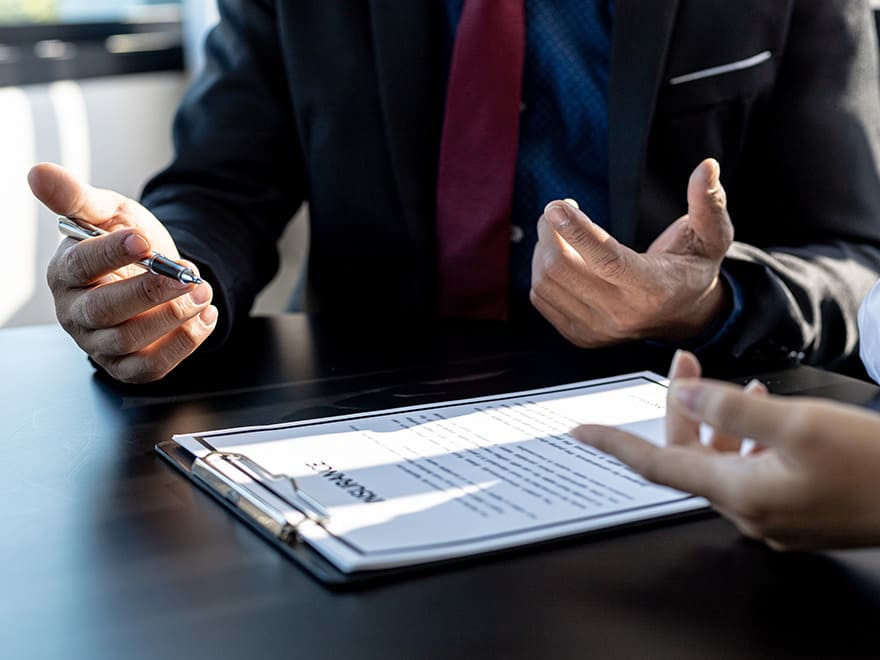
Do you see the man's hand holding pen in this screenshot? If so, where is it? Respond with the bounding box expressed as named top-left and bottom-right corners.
top-left (30, 163), bottom-right (218, 383)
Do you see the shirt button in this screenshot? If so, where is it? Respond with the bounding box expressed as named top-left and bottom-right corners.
top-left (511, 225), bottom-right (525, 244)
top-left (520, 102), bottom-right (527, 114)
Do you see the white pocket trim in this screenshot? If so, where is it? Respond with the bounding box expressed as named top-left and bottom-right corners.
top-left (669, 50), bottom-right (773, 86)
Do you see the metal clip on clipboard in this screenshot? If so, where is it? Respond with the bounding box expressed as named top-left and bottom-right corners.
top-left (192, 451), bottom-right (331, 545)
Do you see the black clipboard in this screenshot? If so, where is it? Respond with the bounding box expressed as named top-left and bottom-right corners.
top-left (156, 440), bottom-right (711, 589)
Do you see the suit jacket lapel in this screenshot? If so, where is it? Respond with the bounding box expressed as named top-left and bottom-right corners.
top-left (369, 1), bottom-right (444, 254)
top-left (608, 0), bottom-right (679, 245)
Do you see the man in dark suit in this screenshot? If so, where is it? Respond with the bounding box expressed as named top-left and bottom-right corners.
top-left (31, 0), bottom-right (880, 383)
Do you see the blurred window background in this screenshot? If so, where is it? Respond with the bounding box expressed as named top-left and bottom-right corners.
top-left (0, 0), bottom-right (214, 328)
top-left (0, 1), bottom-right (179, 24)
top-left (0, 1), bottom-right (184, 86)
top-left (0, 0), bottom-right (299, 330)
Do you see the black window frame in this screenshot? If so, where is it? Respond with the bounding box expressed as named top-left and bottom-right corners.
top-left (0, 18), bottom-right (183, 86)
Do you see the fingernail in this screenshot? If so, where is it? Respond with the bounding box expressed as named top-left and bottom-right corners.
top-left (563, 198), bottom-right (580, 210)
top-left (123, 233), bottom-right (150, 257)
top-left (200, 305), bottom-right (218, 326)
top-left (670, 383), bottom-right (702, 412)
top-left (707, 159), bottom-right (721, 190)
top-left (544, 203), bottom-right (571, 230)
top-left (668, 349), bottom-right (685, 378)
top-left (744, 379), bottom-right (765, 393)
top-left (189, 284), bottom-right (211, 306)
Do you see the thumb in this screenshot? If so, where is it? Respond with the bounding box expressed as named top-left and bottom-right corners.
top-left (28, 162), bottom-right (133, 229)
top-left (685, 158), bottom-right (734, 259)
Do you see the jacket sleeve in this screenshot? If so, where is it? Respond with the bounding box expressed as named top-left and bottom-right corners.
top-left (715, 0), bottom-right (880, 374)
top-left (140, 0), bottom-right (305, 343)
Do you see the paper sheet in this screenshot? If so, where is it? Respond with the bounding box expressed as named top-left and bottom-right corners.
top-left (175, 372), bottom-right (706, 572)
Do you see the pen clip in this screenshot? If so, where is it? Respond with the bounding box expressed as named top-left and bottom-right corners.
top-left (58, 216), bottom-right (102, 240)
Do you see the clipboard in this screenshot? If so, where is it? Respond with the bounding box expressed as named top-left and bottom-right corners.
top-left (157, 439), bottom-right (356, 585)
top-left (155, 372), bottom-right (718, 587)
top-left (157, 439), bottom-right (709, 587)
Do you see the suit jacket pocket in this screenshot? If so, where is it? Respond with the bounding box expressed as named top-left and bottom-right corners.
top-left (658, 50), bottom-right (777, 116)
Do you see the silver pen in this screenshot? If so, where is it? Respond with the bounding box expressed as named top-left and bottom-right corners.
top-left (58, 216), bottom-right (203, 285)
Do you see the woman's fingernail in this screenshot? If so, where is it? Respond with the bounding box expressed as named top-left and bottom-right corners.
top-left (669, 349), bottom-right (685, 378)
top-left (123, 233), bottom-right (149, 257)
top-left (563, 198), bottom-right (580, 210)
top-left (744, 379), bottom-right (764, 393)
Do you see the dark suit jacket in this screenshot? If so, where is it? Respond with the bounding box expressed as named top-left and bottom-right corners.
top-left (142, 0), bottom-right (880, 372)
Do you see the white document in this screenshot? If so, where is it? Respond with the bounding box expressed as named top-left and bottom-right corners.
top-left (174, 372), bottom-right (706, 573)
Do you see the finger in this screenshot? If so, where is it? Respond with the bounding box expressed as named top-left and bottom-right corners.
top-left (670, 380), bottom-right (806, 449)
top-left (71, 265), bottom-right (206, 329)
top-left (534, 217), bottom-right (616, 293)
top-left (28, 162), bottom-right (140, 230)
top-left (573, 424), bottom-right (727, 499)
top-left (528, 276), bottom-right (597, 332)
top-left (668, 349), bottom-right (701, 379)
top-left (88, 282), bottom-right (213, 357)
top-left (665, 350), bottom-right (702, 447)
top-left (542, 201), bottom-right (639, 284)
top-left (98, 306), bottom-right (219, 384)
top-left (50, 230), bottom-right (152, 289)
top-left (740, 380), bottom-right (770, 456)
top-left (707, 379), bottom-right (767, 452)
top-left (530, 242), bottom-right (606, 321)
top-left (529, 286), bottom-right (614, 348)
top-left (685, 158), bottom-right (734, 259)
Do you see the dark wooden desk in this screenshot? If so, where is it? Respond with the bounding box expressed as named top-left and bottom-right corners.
top-left (3, 316), bottom-right (880, 659)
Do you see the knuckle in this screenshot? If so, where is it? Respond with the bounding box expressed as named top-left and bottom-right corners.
top-left (165, 295), bottom-right (197, 324)
top-left (528, 288), bottom-right (543, 309)
top-left (63, 244), bottom-right (94, 283)
top-left (74, 292), bottom-right (111, 329)
top-left (46, 252), bottom-right (67, 293)
top-left (564, 318), bottom-right (597, 349)
top-left (176, 320), bottom-right (205, 354)
top-left (565, 225), bottom-right (591, 247)
top-left (118, 356), bottom-right (169, 384)
top-left (543, 253), bottom-right (570, 283)
top-left (593, 252), bottom-right (627, 281)
top-left (530, 268), bottom-right (552, 296)
top-left (139, 365), bottom-right (170, 383)
top-left (56, 309), bottom-right (79, 338)
top-left (103, 324), bottom-right (141, 356)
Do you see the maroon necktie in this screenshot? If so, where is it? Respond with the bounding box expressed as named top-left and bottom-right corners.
top-left (435, 0), bottom-right (526, 320)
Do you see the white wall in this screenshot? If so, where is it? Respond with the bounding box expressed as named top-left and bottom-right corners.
top-left (1, 72), bottom-right (188, 328)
